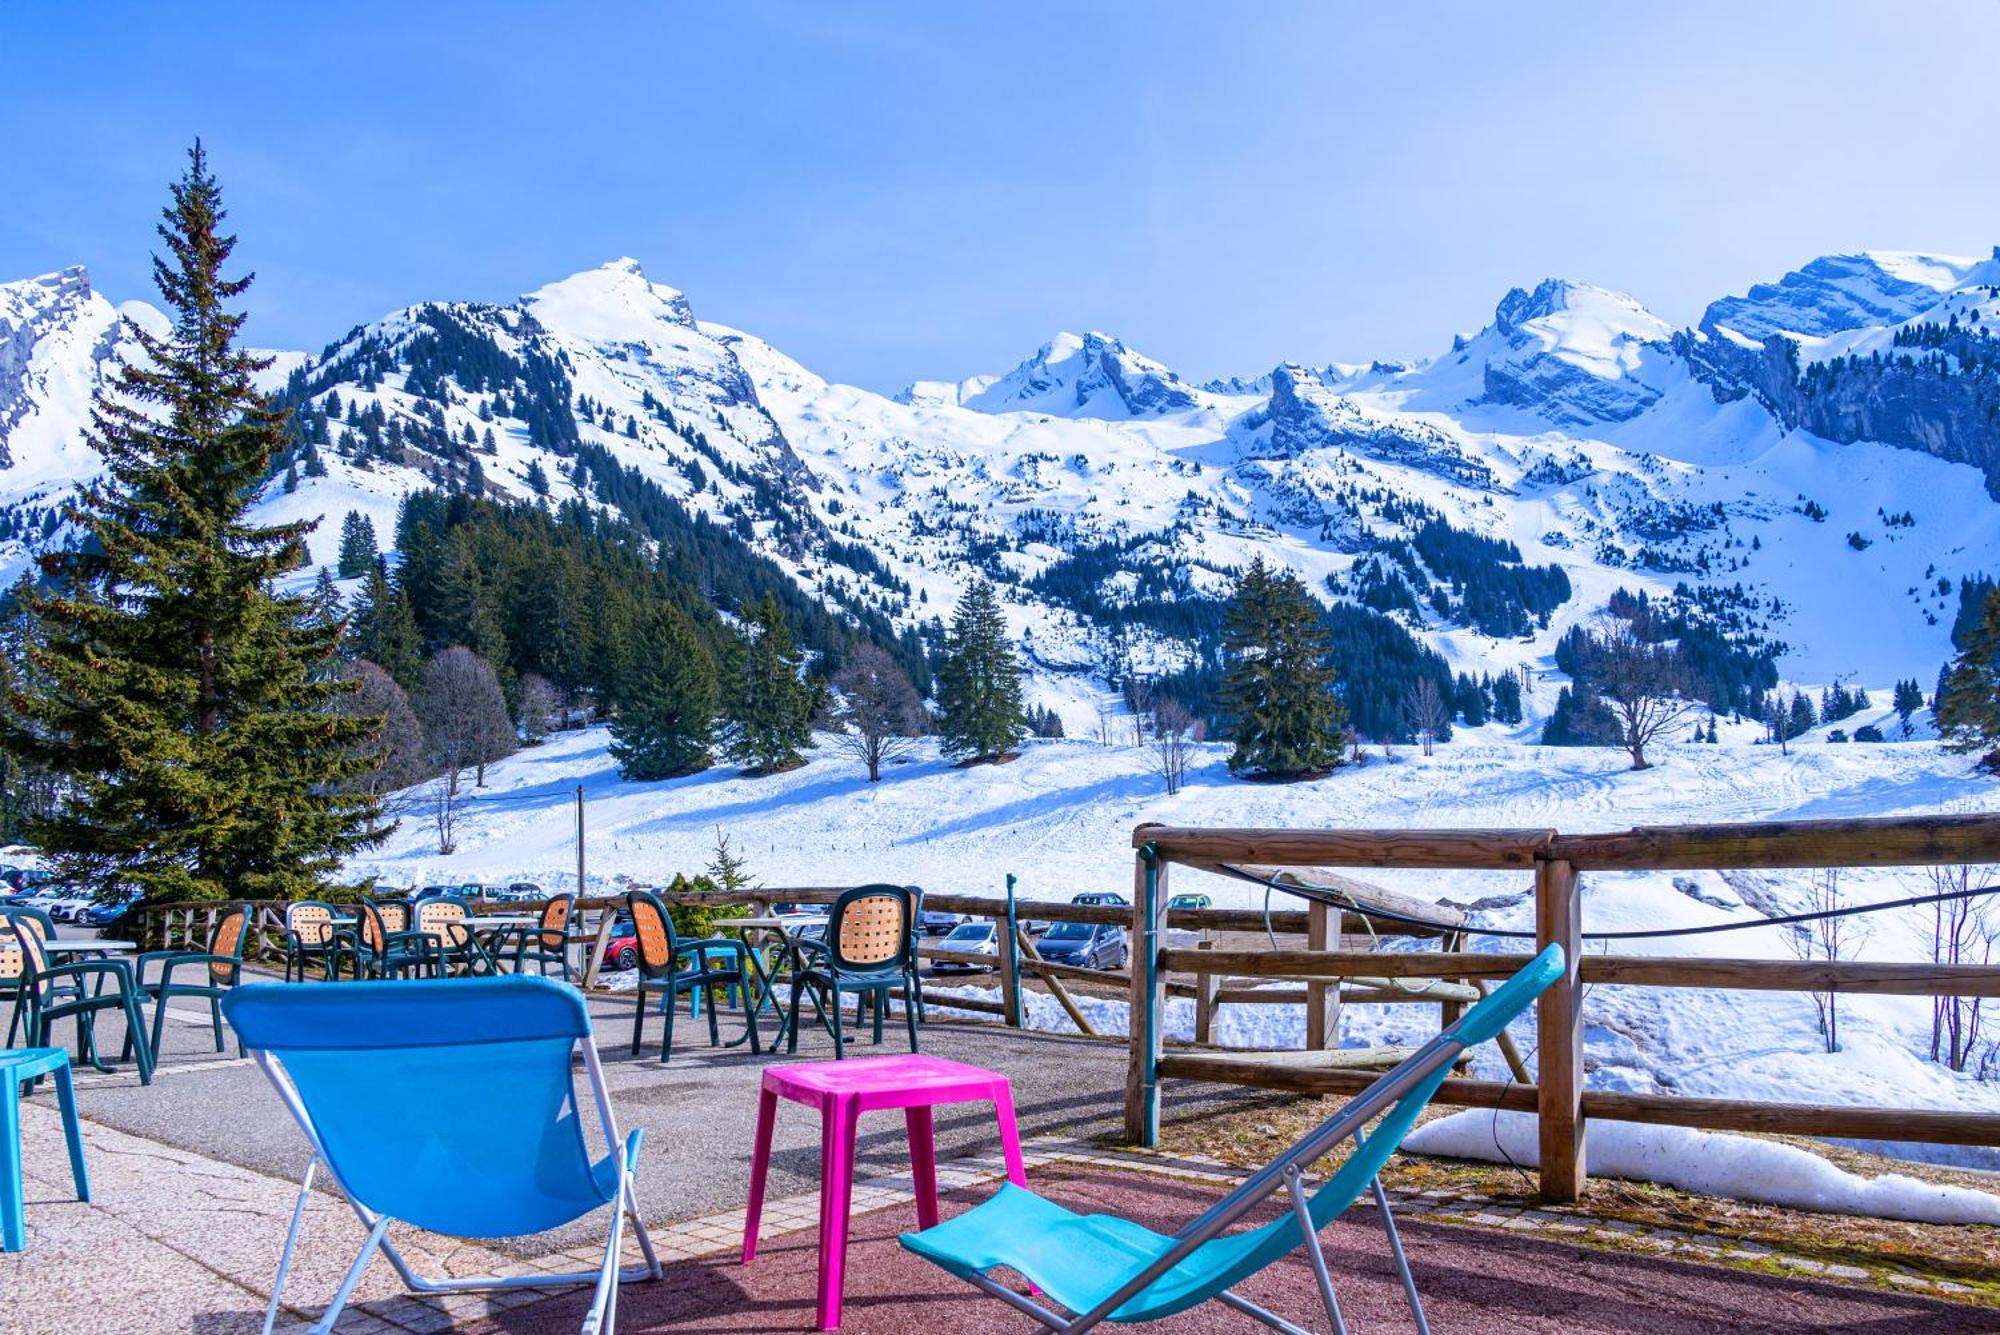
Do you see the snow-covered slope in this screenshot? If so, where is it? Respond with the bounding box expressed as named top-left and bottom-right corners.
top-left (4, 247), bottom-right (2000, 726)
top-left (351, 722), bottom-right (2000, 1166)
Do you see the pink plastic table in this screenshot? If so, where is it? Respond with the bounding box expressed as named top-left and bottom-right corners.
top-left (742, 1053), bottom-right (1028, 1329)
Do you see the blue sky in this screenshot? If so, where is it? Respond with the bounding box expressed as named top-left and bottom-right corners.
top-left (4, 3), bottom-right (1998, 393)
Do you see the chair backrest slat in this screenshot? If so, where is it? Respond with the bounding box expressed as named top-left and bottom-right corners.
top-left (540, 893), bottom-right (575, 950)
top-left (829, 885), bottom-right (913, 971)
top-left (626, 890), bottom-right (677, 977)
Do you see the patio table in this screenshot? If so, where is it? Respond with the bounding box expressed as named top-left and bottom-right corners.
top-left (714, 914), bottom-right (827, 1027)
top-left (741, 1053), bottom-right (1027, 1330)
top-left (41, 940), bottom-right (136, 955)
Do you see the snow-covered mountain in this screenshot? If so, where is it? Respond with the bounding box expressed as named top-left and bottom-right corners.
top-left (4, 246), bottom-right (2000, 732)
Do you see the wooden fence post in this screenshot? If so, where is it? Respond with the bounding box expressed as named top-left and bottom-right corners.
top-left (1535, 858), bottom-right (1586, 1202)
top-left (1124, 843), bottom-right (1168, 1146)
top-left (1305, 899), bottom-right (1340, 1050)
top-left (1193, 939), bottom-right (1218, 1045)
top-left (997, 917), bottom-right (1022, 1027)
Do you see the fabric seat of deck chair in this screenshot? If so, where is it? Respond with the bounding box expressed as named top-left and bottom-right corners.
top-left (901, 944), bottom-right (1564, 1326)
top-left (224, 977), bottom-right (657, 1334)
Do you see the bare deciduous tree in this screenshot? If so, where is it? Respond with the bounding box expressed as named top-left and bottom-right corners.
top-left (1151, 698), bottom-right (1200, 795)
top-left (1786, 869), bottom-right (1865, 1052)
top-left (829, 644), bottom-right (926, 782)
top-left (1919, 865), bottom-right (1998, 1071)
top-left (516, 672), bottom-right (561, 744)
top-left (1403, 677), bottom-right (1448, 757)
top-left (415, 646), bottom-right (515, 851)
top-left (1584, 622), bottom-right (1700, 770)
top-left (335, 660), bottom-right (428, 815)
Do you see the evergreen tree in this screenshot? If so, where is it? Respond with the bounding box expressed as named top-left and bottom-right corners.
top-left (1491, 671), bottom-right (1524, 725)
top-left (1220, 559), bottom-right (1347, 778)
top-left (935, 578), bottom-right (1026, 763)
top-left (336, 509), bottom-right (378, 578)
top-left (525, 457), bottom-right (550, 496)
top-left (1788, 691), bottom-right (1818, 738)
top-left (610, 603), bottom-right (717, 780)
top-left (1893, 678), bottom-right (1926, 738)
top-left (726, 593), bottom-right (814, 773)
top-left (346, 559), bottom-right (422, 689)
top-left (1939, 587), bottom-right (2000, 769)
top-left (0, 144), bottom-right (382, 901)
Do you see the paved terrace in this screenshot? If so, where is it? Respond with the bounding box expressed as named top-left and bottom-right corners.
top-left (3, 987), bottom-right (1997, 1332)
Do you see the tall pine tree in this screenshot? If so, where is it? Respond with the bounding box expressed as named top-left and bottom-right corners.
top-left (935, 578), bottom-right (1025, 763)
top-left (1220, 558), bottom-right (1347, 779)
top-left (336, 510), bottom-right (378, 577)
top-left (1, 143), bottom-right (383, 901)
top-left (610, 603), bottom-right (718, 780)
top-left (725, 593), bottom-right (814, 774)
top-left (1939, 586), bottom-right (2000, 769)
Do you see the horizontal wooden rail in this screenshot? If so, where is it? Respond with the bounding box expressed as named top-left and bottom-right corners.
top-left (1581, 956), bottom-right (2000, 996)
top-left (1135, 823), bottom-right (1555, 869)
top-left (1550, 813), bottom-right (2000, 871)
top-left (1158, 1054), bottom-right (1536, 1110)
top-left (1159, 948), bottom-right (1537, 980)
top-left (1579, 1090), bottom-right (2000, 1146)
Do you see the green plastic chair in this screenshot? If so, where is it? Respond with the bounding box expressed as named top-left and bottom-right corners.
top-left (493, 893), bottom-right (577, 980)
top-left (132, 902), bottom-right (250, 1058)
top-left (624, 890), bottom-right (759, 1062)
top-left (1, 924), bottom-right (155, 1085)
top-left (331, 899), bottom-right (431, 980)
top-left (783, 884), bottom-right (918, 1059)
top-left (0, 908), bottom-right (75, 1046)
top-left (901, 945), bottom-right (1566, 1333)
top-left (281, 901), bottom-right (342, 983)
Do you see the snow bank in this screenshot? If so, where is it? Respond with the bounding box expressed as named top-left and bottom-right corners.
top-left (1405, 1109), bottom-right (2000, 1225)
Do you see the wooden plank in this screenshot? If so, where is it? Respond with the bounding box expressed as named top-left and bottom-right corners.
top-left (1305, 900), bottom-right (1338, 1050)
top-left (1579, 1091), bottom-right (2000, 1146)
top-left (1536, 858), bottom-right (1585, 1204)
top-left (1015, 926), bottom-right (1099, 1037)
top-left (1171, 1045), bottom-right (1422, 1071)
top-left (927, 893), bottom-right (1314, 934)
top-left (1581, 956), bottom-right (2000, 997)
top-left (1550, 812), bottom-right (2000, 871)
top-left (1204, 862), bottom-right (1468, 928)
top-left (1157, 1054), bottom-right (1537, 1110)
top-left (890, 987), bottom-right (1008, 1018)
top-left (1158, 948), bottom-right (1536, 980)
top-left (1133, 822), bottom-right (1556, 869)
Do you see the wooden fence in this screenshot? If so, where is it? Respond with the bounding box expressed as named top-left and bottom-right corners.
top-left (1125, 814), bottom-right (2000, 1203)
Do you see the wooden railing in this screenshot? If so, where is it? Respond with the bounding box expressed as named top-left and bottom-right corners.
top-left (1125, 815), bottom-right (2000, 1203)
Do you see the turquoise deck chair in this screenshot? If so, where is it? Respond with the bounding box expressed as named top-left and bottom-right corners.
top-left (901, 944), bottom-right (1566, 1334)
top-left (224, 976), bottom-right (659, 1335)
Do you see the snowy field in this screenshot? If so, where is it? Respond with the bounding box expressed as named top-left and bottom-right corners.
top-left (352, 723), bottom-right (2000, 1178)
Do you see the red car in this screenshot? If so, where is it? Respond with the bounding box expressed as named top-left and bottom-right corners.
top-left (602, 914), bottom-right (638, 971)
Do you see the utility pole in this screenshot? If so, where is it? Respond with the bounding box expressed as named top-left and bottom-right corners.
top-left (574, 784), bottom-right (586, 898)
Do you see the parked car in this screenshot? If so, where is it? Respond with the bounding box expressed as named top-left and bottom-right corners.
top-left (505, 881), bottom-right (545, 900)
top-left (80, 897), bottom-right (137, 930)
top-left (929, 920), bottom-right (997, 973)
top-left (1070, 891), bottom-right (1130, 908)
top-left (601, 913), bottom-right (638, 971)
top-left (1033, 920), bottom-right (1128, 971)
top-left (1163, 892), bottom-right (1213, 947)
top-left (918, 907), bottom-right (969, 936)
top-left (48, 890), bottom-right (95, 923)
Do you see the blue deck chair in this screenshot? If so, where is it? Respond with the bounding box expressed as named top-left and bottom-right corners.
top-left (901, 944), bottom-right (1566, 1334)
top-left (224, 976), bottom-right (659, 1335)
